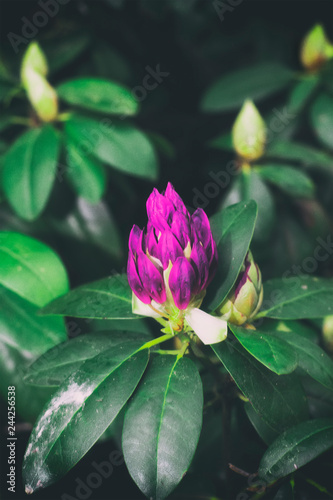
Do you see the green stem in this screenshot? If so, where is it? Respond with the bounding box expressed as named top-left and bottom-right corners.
top-left (177, 341), bottom-right (189, 359)
top-left (57, 112), bottom-right (72, 122)
top-left (9, 116), bottom-right (32, 126)
top-left (155, 349), bottom-right (182, 355)
top-left (138, 334), bottom-right (174, 351)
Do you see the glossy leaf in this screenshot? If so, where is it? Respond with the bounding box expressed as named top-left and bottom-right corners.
top-left (212, 340), bottom-right (308, 433)
top-left (259, 418), bottom-right (333, 482)
top-left (23, 341), bottom-right (149, 493)
top-left (25, 330), bottom-right (151, 388)
top-left (266, 140), bottom-right (333, 173)
top-left (57, 78), bottom-right (138, 116)
top-left (0, 285), bottom-right (67, 356)
top-left (65, 138), bottom-right (106, 203)
top-left (45, 34), bottom-right (90, 74)
top-left (122, 355), bottom-right (203, 500)
top-left (2, 125), bottom-right (60, 220)
top-left (0, 232), bottom-right (68, 307)
top-left (267, 329), bottom-right (333, 389)
top-left (244, 403), bottom-right (279, 445)
top-left (201, 62), bottom-right (294, 112)
top-left (65, 115), bottom-right (158, 180)
top-left (206, 200), bottom-right (257, 311)
top-left (310, 93), bottom-right (333, 150)
top-left (256, 165), bottom-right (315, 199)
top-left (229, 325), bottom-right (298, 375)
top-left (41, 274), bottom-right (137, 320)
top-left (257, 276), bottom-right (333, 319)
top-left (55, 197), bottom-right (122, 258)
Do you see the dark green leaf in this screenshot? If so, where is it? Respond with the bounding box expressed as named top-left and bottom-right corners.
top-left (65, 138), bottom-right (106, 203)
top-left (212, 340), bottom-right (308, 433)
top-left (45, 34), bottom-right (90, 74)
top-left (122, 355), bottom-right (203, 500)
top-left (242, 169), bottom-right (276, 242)
top-left (310, 93), bottom-right (333, 150)
top-left (53, 197), bottom-right (122, 258)
top-left (267, 329), bottom-right (333, 389)
top-left (25, 330), bottom-right (151, 388)
top-left (41, 274), bottom-right (137, 320)
top-left (256, 165), bottom-right (315, 198)
top-left (2, 125), bottom-right (60, 220)
top-left (288, 75), bottom-right (320, 114)
top-left (244, 403), bottom-right (279, 445)
top-left (206, 200), bottom-right (257, 311)
top-left (259, 418), bottom-right (333, 482)
top-left (58, 78), bottom-right (139, 116)
top-left (0, 232), bottom-right (68, 307)
top-left (229, 325), bottom-right (298, 375)
top-left (266, 140), bottom-right (333, 173)
top-left (23, 340), bottom-right (149, 493)
top-left (0, 285), bottom-right (67, 356)
top-left (65, 115), bottom-right (158, 180)
top-left (201, 62), bottom-right (294, 112)
top-left (257, 276), bottom-right (333, 319)
top-left (208, 132), bottom-right (233, 151)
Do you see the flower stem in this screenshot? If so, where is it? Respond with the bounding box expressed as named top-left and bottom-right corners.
top-left (138, 334), bottom-right (174, 351)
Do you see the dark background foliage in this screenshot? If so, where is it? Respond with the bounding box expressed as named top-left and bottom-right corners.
top-left (1, 1), bottom-right (333, 499)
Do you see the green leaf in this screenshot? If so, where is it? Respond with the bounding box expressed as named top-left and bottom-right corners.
top-left (242, 169), bottom-right (276, 242)
top-left (122, 355), bottom-right (203, 500)
top-left (0, 285), bottom-right (67, 357)
top-left (257, 276), bottom-right (333, 319)
top-left (229, 325), bottom-right (298, 375)
top-left (0, 232), bottom-right (68, 307)
top-left (41, 274), bottom-right (138, 320)
top-left (212, 340), bottom-right (308, 433)
top-left (65, 138), bottom-right (106, 203)
top-left (206, 200), bottom-right (258, 311)
top-left (23, 339), bottom-right (149, 493)
top-left (58, 78), bottom-right (139, 116)
top-left (25, 330), bottom-right (151, 388)
top-left (208, 132), bottom-right (233, 151)
top-left (45, 34), bottom-right (90, 74)
top-left (288, 75), bottom-right (320, 114)
top-left (267, 329), bottom-right (333, 389)
top-left (259, 418), bottom-right (333, 482)
top-left (2, 125), bottom-right (60, 220)
top-left (54, 197), bottom-right (122, 258)
top-left (244, 403), bottom-right (279, 445)
top-left (256, 165), bottom-right (315, 198)
top-left (310, 93), bottom-right (333, 150)
top-left (266, 140), bottom-right (333, 173)
top-left (65, 115), bottom-right (158, 180)
top-left (201, 62), bottom-right (294, 112)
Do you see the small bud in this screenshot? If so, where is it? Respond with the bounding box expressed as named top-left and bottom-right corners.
top-left (232, 100), bottom-right (266, 161)
top-left (217, 251), bottom-right (263, 325)
top-left (21, 42), bottom-right (58, 122)
top-left (322, 315), bottom-right (333, 352)
top-left (300, 24), bottom-right (333, 72)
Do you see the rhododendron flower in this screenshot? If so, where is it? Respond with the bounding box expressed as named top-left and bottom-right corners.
top-left (127, 183), bottom-right (227, 342)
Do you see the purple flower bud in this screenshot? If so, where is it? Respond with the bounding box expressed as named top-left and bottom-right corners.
top-left (127, 183), bottom-right (218, 319)
top-left (169, 257), bottom-right (196, 310)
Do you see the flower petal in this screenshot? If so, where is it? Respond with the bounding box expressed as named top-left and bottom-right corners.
top-left (137, 252), bottom-right (166, 304)
top-left (170, 211), bottom-right (191, 248)
top-left (168, 256), bottom-right (196, 309)
top-left (128, 225), bottom-right (142, 255)
top-left (190, 240), bottom-right (209, 292)
top-left (185, 308), bottom-right (228, 345)
top-left (146, 187), bottom-right (174, 231)
top-left (127, 252), bottom-right (151, 304)
top-left (165, 182), bottom-right (189, 216)
top-left (191, 208), bottom-right (211, 248)
top-left (157, 229), bottom-right (183, 269)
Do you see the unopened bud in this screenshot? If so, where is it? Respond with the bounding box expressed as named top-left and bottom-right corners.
top-left (21, 42), bottom-right (58, 122)
top-left (232, 100), bottom-right (266, 161)
top-left (217, 251), bottom-right (263, 325)
top-left (300, 24), bottom-right (333, 72)
top-left (323, 315), bottom-right (333, 352)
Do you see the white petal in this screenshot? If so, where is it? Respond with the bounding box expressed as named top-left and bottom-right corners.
top-left (185, 308), bottom-right (228, 345)
top-left (132, 293), bottom-right (164, 318)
